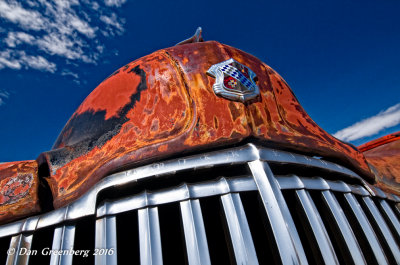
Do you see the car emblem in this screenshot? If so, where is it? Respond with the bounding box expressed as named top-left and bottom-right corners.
top-left (207, 58), bottom-right (260, 103)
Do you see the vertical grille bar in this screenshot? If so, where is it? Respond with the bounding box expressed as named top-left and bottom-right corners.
top-left (248, 160), bottom-right (307, 265)
top-left (6, 234), bottom-right (33, 265)
top-left (50, 225), bottom-right (76, 265)
top-left (220, 193), bottom-right (259, 265)
top-left (362, 197), bottom-right (400, 263)
top-left (295, 189), bottom-right (339, 265)
top-left (138, 207), bottom-right (163, 265)
top-left (321, 191), bottom-right (366, 264)
top-left (95, 216), bottom-right (117, 265)
top-left (343, 193), bottom-right (388, 265)
top-left (379, 200), bottom-right (400, 239)
top-left (180, 199), bottom-right (211, 265)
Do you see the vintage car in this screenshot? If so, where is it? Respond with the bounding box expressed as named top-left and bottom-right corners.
top-left (0, 28), bottom-right (399, 265)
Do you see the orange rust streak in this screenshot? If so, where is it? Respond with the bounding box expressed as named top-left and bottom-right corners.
top-left (359, 131), bottom-right (400, 152)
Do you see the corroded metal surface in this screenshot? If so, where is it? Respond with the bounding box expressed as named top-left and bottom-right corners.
top-left (363, 138), bottom-right (400, 195)
top-left (0, 161), bottom-right (40, 224)
top-left (359, 131), bottom-right (400, 152)
top-left (37, 41), bottom-right (373, 208)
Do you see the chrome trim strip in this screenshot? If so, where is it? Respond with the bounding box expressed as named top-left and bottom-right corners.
top-left (138, 207), bottom-right (163, 265)
top-left (275, 175), bottom-right (305, 190)
top-left (97, 177), bottom-right (257, 218)
top-left (295, 189), bottom-right (339, 265)
top-left (362, 197), bottom-right (400, 263)
top-left (326, 180), bottom-right (351, 193)
top-left (301, 177), bottom-right (330, 190)
top-left (6, 233), bottom-right (33, 265)
top-left (180, 199), bottom-right (211, 265)
top-left (221, 193), bottom-right (259, 265)
top-left (379, 200), bottom-right (400, 240)
top-left (321, 191), bottom-right (366, 264)
top-left (258, 148), bottom-right (361, 179)
top-left (343, 193), bottom-right (388, 265)
top-left (348, 185), bottom-right (370, 196)
top-left (50, 225), bottom-right (76, 265)
top-left (248, 160), bottom-right (306, 265)
top-left (95, 216), bottom-right (118, 265)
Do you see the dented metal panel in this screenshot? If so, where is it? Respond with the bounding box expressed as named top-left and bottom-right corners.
top-left (34, 41), bottom-right (374, 208)
top-left (0, 161), bottom-right (40, 224)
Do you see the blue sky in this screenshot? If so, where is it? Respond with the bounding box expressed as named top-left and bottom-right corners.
top-left (0, 0), bottom-right (399, 162)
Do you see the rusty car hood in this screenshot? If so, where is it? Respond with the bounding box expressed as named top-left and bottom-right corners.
top-left (33, 41), bottom-right (374, 208)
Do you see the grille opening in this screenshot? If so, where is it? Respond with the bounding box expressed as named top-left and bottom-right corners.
top-left (376, 200), bottom-right (400, 245)
top-left (333, 192), bottom-right (380, 265)
top-left (395, 204), bottom-right (400, 219)
top-left (116, 210), bottom-right (140, 265)
top-left (96, 164), bottom-right (250, 208)
top-left (158, 203), bottom-right (186, 265)
top-left (0, 236), bottom-right (11, 264)
top-left (357, 197), bottom-right (397, 264)
top-left (310, 191), bottom-right (355, 265)
top-left (29, 226), bottom-right (54, 264)
top-left (282, 190), bottom-right (323, 265)
top-left (73, 217), bottom-right (95, 265)
top-left (200, 196), bottom-right (232, 265)
top-left (240, 191), bottom-right (277, 265)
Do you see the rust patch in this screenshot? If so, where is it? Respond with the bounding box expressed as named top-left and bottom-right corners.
top-left (0, 161), bottom-right (41, 224)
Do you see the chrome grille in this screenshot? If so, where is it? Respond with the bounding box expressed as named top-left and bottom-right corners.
top-left (0, 144), bottom-right (399, 265)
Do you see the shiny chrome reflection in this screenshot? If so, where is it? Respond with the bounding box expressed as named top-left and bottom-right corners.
top-left (95, 216), bottom-right (117, 265)
top-left (138, 207), bottom-right (163, 265)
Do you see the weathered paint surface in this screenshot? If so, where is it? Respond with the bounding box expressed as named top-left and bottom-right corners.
top-left (359, 131), bottom-right (400, 152)
top-left (0, 161), bottom-right (40, 224)
top-left (362, 134), bottom-right (400, 195)
top-left (37, 41), bottom-right (374, 208)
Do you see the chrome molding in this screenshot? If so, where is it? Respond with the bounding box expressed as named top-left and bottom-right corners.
top-left (95, 216), bottom-right (117, 265)
top-left (138, 207), bottom-right (163, 265)
top-left (295, 189), bottom-right (339, 265)
top-left (6, 233), bottom-right (33, 265)
top-left (362, 197), bottom-right (400, 263)
top-left (50, 225), bottom-right (75, 265)
top-left (180, 199), bottom-right (211, 265)
top-left (0, 144), bottom-right (399, 265)
top-left (0, 144), bottom-right (399, 237)
top-left (321, 191), bottom-right (366, 264)
top-left (343, 193), bottom-right (388, 265)
top-left (221, 193), bottom-right (259, 265)
top-left (248, 160), bottom-right (305, 265)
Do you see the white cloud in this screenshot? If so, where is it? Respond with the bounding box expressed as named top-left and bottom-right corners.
top-left (0, 0), bottom-right (126, 71)
top-left (61, 68), bottom-right (79, 79)
top-left (100, 12), bottom-right (124, 35)
top-left (333, 103), bottom-right (400, 142)
top-left (0, 50), bottom-right (56, 72)
top-left (0, 0), bottom-right (45, 30)
top-left (0, 90), bottom-right (10, 106)
top-left (104, 0), bottom-right (126, 7)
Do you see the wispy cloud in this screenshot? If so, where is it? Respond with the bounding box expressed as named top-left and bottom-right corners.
top-left (0, 0), bottom-right (127, 105)
top-left (0, 90), bottom-right (10, 106)
top-left (333, 103), bottom-right (400, 142)
top-left (0, 0), bottom-right (126, 72)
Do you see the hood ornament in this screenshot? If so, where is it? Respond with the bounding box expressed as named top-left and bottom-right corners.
top-left (207, 58), bottom-right (260, 103)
